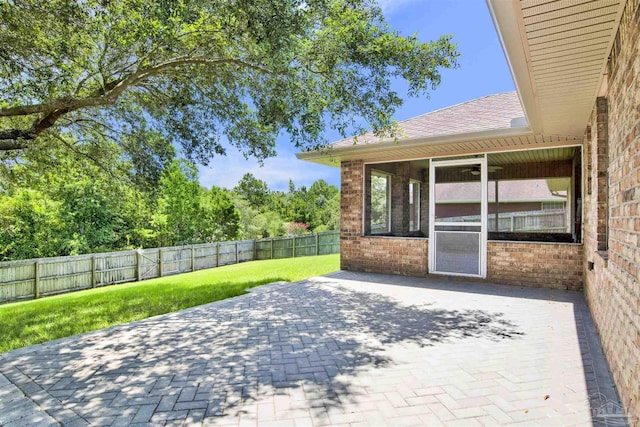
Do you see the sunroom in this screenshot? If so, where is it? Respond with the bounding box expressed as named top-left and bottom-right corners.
top-left (363, 145), bottom-right (582, 278)
top-left (298, 92), bottom-right (585, 290)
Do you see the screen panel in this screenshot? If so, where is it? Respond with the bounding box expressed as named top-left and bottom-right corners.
top-left (434, 231), bottom-right (480, 275)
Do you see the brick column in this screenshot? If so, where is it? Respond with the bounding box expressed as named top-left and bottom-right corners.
top-left (341, 160), bottom-right (364, 239)
top-left (341, 160), bottom-right (364, 270)
top-left (391, 162), bottom-right (410, 234)
top-left (595, 96), bottom-right (608, 251)
top-left (420, 168), bottom-right (429, 234)
top-left (363, 165), bottom-right (372, 235)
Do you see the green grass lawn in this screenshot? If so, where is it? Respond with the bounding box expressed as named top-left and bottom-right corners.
top-left (0, 254), bottom-right (339, 353)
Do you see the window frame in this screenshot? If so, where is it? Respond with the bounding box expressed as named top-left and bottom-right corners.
top-left (409, 179), bottom-right (421, 232)
top-left (370, 170), bottom-right (392, 234)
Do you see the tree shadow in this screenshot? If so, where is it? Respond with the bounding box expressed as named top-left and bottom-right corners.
top-left (1, 277), bottom-right (524, 425)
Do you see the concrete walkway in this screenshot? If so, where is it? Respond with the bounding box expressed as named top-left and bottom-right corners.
top-left (0, 272), bottom-right (623, 426)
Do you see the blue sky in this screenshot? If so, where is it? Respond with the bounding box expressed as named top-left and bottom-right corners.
top-left (198, 0), bottom-right (516, 191)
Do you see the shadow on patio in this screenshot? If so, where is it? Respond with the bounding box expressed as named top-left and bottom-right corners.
top-left (2, 274), bottom-right (526, 425)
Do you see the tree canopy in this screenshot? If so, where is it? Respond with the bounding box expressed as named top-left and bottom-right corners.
top-left (0, 0), bottom-right (458, 164)
top-left (0, 133), bottom-right (339, 260)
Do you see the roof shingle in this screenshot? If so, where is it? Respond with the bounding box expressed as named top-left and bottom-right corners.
top-left (331, 91), bottom-right (526, 148)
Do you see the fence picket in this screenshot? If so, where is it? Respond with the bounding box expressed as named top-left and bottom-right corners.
top-left (91, 256), bottom-right (96, 288)
top-left (34, 261), bottom-right (40, 299)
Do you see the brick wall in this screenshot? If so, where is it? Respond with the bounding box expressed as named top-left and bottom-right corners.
top-left (340, 160), bottom-right (364, 238)
top-left (342, 236), bottom-right (428, 276)
top-left (342, 161), bottom-right (581, 283)
top-left (487, 241), bottom-right (583, 291)
top-left (341, 160), bottom-right (428, 275)
top-left (583, 0), bottom-right (640, 421)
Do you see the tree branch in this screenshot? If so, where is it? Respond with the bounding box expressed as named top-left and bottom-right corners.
top-left (0, 56), bottom-right (276, 151)
top-left (0, 57), bottom-right (274, 118)
top-left (0, 130), bottom-right (31, 150)
top-left (52, 134), bottom-right (118, 179)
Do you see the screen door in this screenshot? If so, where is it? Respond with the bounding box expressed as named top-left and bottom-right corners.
top-left (429, 157), bottom-right (487, 277)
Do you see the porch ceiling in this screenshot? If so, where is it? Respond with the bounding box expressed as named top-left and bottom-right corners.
top-left (488, 0), bottom-right (626, 136)
top-left (488, 146), bottom-right (576, 165)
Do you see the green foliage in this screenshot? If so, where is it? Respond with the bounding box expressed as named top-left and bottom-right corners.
top-left (0, 190), bottom-right (64, 259)
top-left (0, 138), bottom-right (161, 259)
top-left (230, 178), bottom-right (340, 240)
top-left (234, 173), bottom-right (270, 209)
top-left (0, 147), bottom-right (336, 259)
top-left (371, 174), bottom-right (389, 227)
top-left (152, 160), bottom-right (202, 245)
top-left (56, 179), bottom-right (124, 254)
top-left (199, 186), bottom-right (240, 242)
top-left (0, 140), bottom-right (245, 259)
top-left (0, 254), bottom-right (340, 352)
top-left (0, 0), bottom-right (458, 259)
top-left (0, 0), bottom-right (458, 164)
top-left (120, 130), bottom-right (177, 194)
top-left (151, 160), bottom-right (244, 246)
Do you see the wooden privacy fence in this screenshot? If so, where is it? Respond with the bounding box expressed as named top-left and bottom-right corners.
top-left (0, 231), bottom-right (339, 304)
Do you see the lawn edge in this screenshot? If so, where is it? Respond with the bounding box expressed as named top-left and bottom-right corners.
top-left (0, 278), bottom-right (313, 360)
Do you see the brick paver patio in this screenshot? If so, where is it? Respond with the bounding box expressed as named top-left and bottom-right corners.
top-left (0, 271), bottom-right (623, 426)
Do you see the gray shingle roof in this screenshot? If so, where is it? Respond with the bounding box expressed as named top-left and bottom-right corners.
top-left (331, 91), bottom-right (526, 148)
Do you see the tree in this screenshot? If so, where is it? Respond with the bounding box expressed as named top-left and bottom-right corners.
top-left (152, 160), bottom-right (201, 246)
top-left (234, 173), bottom-right (270, 209)
top-left (0, 0), bottom-right (458, 165)
top-left (0, 190), bottom-right (64, 260)
top-left (290, 186), bottom-right (312, 225)
top-left (199, 186), bottom-right (240, 242)
top-left (120, 130), bottom-right (176, 195)
top-left (306, 180), bottom-right (340, 231)
top-left (370, 174), bottom-right (389, 227)
top-left (56, 178), bottom-right (122, 254)
top-left (0, 137), bottom-right (160, 257)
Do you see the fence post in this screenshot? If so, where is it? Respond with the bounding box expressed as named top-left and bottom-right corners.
top-left (34, 260), bottom-right (40, 299)
top-left (191, 245), bottom-right (195, 272)
top-left (215, 242), bottom-right (219, 267)
top-left (292, 236), bottom-right (296, 258)
top-left (270, 238), bottom-right (274, 259)
top-left (92, 255), bottom-right (97, 287)
top-left (159, 249), bottom-right (164, 277)
top-left (253, 240), bottom-right (257, 261)
top-left (136, 251), bottom-right (141, 282)
top-left (235, 242), bottom-right (239, 264)
top-left (315, 233), bottom-right (319, 255)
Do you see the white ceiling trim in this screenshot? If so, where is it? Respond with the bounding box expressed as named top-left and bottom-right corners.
top-left (486, 0), bottom-right (543, 134)
top-left (296, 130), bottom-right (581, 167)
top-left (487, 0), bottom-right (626, 137)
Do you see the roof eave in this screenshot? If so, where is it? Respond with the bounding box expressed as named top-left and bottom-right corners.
top-left (485, 0), bottom-right (542, 134)
top-left (486, 0), bottom-right (626, 137)
top-left (296, 126), bottom-right (533, 165)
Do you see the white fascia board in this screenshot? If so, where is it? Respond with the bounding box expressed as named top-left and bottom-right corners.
top-left (485, 0), bottom-right (542, 134)
top-left (296, 126), bottom-right (532, 163)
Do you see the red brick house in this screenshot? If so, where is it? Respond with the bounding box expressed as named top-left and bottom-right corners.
top-left (298, 0), bottom-right (639, 421)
